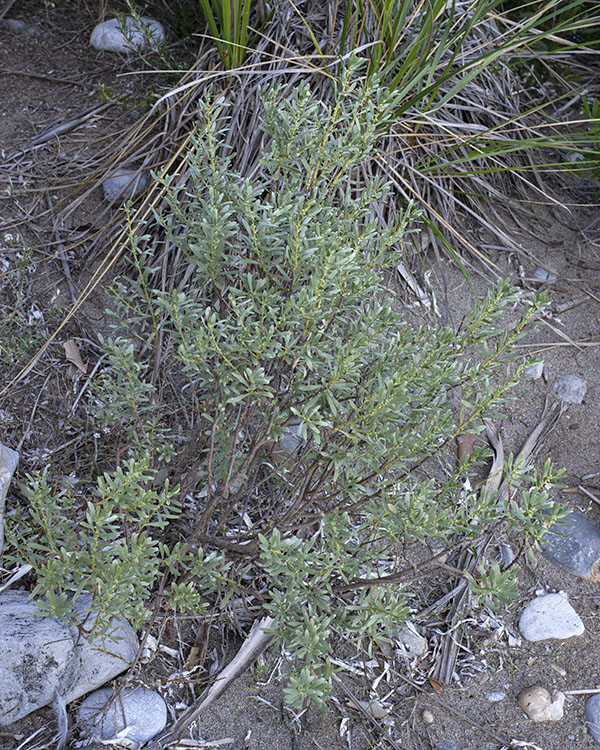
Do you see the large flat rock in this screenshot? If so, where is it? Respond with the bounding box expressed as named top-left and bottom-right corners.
top-left (0, 590), bottom-right (138, 725)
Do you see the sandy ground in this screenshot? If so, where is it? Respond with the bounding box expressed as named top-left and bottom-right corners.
top-left (1, 3), bottom-right (600, 750)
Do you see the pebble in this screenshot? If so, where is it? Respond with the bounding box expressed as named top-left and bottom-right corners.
top-left (523, 361), bottom-right (544, 380)
top-left (518, 592), bottom-right (584, 642)
top-left (586, 695), bottom-right (600, 744)
top-left (486, 691), bottom-right (506, 702)
top-left (553, 374), bottom-right (587, 404)
top-left (90, 16), bottom-right (165, 54)
top-left (78, 686), bottom-right (167, 743)
top-left (533, 267), bottom-right (557, 284)
top-left (422, 709), bottom-right (434, 723)
top-left (0, 591), bottom-right (138, 725)
top-left (437, 741), bottom-right (459, 750)
top-left (395, 623), bottom-right (428, 659)
top-left (518, 686), bottom-right (565, 721)
top-left (0, 18), bottom-right (38, 35)
top-left (103, 166), bottom-right (149, 202)
top-left (497, 543), bottom-right (515, 567)
top-left (278, 419), bottom-right (304, 457)
top-left (541, 511), bottom-right (600, 581)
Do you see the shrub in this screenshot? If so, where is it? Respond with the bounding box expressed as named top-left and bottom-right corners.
top-left (5, 68), bottom-right (565, 707)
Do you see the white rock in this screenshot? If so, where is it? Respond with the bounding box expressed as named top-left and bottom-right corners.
top-left (102, 166), bottom-right (149, 202)
top-left (533, 267), bottom-right (557, 284)
top-left (523, 361), bottom-right (544, 380)
top-left (395, 623), bottom-right (428, 659)
top-left (553, 374), bottom-right (587, 404)
top-left (518, 685), bottom-right (565, 721)
top-left (518, 592), bottom-right (584, 642)
top-left (0, 591), bottom-right (138, 725)
top-left (78, 686), bottom-right (167, 743)
top-left (486, 691), bottom-right (506, 702)
top-left (90, 17), bottom-right (165, 54)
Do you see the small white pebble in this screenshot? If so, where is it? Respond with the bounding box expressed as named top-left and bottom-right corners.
top-left (422, 709), bottom-right (434, 724)
top-left (523, 361), bottom-right (544, 381)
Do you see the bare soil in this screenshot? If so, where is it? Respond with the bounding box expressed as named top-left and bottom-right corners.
top-left (1, 4), bottom-right (600, 750)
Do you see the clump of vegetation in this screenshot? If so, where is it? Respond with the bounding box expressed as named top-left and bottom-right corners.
top-left (5, 70), bottom-right (565, 707)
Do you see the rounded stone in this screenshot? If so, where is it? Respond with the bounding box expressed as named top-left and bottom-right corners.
top-left (540, 511), bottom-right (600, 581)
top-left (585, 694), bottom-right (600, 743)
top-left (102, 167), bottom-right (149, 203)
top-left (518, 685), bottom-right (565, 721)
top-left (486, 691), bottom-right (506, 702)
top-left (78, 686), bottom-right (167, 743)
top-left (518, 592), bottom-right (584, 642)
top-left (553, 374), bottom-right (587, 404)
top-left (90, 17), bottom-right (165, 54)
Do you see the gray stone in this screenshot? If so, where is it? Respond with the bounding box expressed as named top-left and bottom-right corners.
top-left (486, 691), bottom-right (506, 702)
top-left (497, 543), bottom-right (515, 567)
top-left (102, 166), bottom-right (149, 202)
top-left (0, 442), bottom-right (18, 556)
top-left (90, 17), bottom-right (165, 54)
top-left (395, 623), bottom-right (428, 658)
top-left (553, 374), bottom-right (587, 404)
top-left (437, 741), bottom-right (459, 750)
top-left (518, 592), bottom-right (584, 642)
top-left (533, 267), bottom-right (557, 284)
top-left (0, 591), bottom-right (138, 725)
top-left (78, 686), bottom-right (167, 743)
top-left (584, 694), bottom-right (600, 743)
top-left (278, 419), bottom-right (304, 457)
top-left (523, 361), bottom-right (544, 380)
top-left (541, 511), bottom-right (600, 581)
top-left (0, 19), bottom-right (38, 35)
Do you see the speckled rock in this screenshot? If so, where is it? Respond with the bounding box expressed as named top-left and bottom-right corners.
top-left (78, 686), bottom-right (167, 743)
top-left (90, 17), bottom-right (165, 54)
top-left (518, 592), bottom-right (584, 642)
top-left (553, 374), bottom-right (587, 404)
top-left (0, 591), bottom-right (138, 725)
top-left (541, 511), bottom-right (600, 581)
